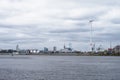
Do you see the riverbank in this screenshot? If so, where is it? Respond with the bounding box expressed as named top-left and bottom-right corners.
top-left (0, 52), bottom-right (120, 56)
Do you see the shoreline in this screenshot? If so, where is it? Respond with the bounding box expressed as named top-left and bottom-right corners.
top-left (0, 53), bottom-right (120, 56)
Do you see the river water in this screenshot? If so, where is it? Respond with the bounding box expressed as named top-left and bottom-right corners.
top-left (0, 55), bottom-right (120, 80)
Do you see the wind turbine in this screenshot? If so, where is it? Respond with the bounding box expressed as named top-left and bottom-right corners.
top-left (89, 20), bottom-right (94, 52)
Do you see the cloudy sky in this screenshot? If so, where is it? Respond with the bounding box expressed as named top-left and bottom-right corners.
top-left (0, 0), bottom-right (120, 51)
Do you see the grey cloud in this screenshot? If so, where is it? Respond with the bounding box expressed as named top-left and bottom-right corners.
top-left (0, 0), bottom-right (119, 51)
top-left (95, 32), bottom-right (120, 42)
top-left (64, 13), bottom-right (101, 21)
top-left (0, 37), bottom-right (48, 44)
top-left (111, 18), bottom-right (120, 24)
top-left (70, 0), bottom-right (120, 6)
top-left (50, 28), bottom-right (89, 33)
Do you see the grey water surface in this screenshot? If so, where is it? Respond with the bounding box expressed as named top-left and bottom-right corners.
top-left (0, 55), bottom-right (120, 80)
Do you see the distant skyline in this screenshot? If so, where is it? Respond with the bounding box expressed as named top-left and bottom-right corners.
top-left (0, 0), bottom-right (120, 51)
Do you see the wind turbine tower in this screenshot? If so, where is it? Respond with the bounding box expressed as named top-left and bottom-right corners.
top-left (89, 20), bottom-right (94, 52)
